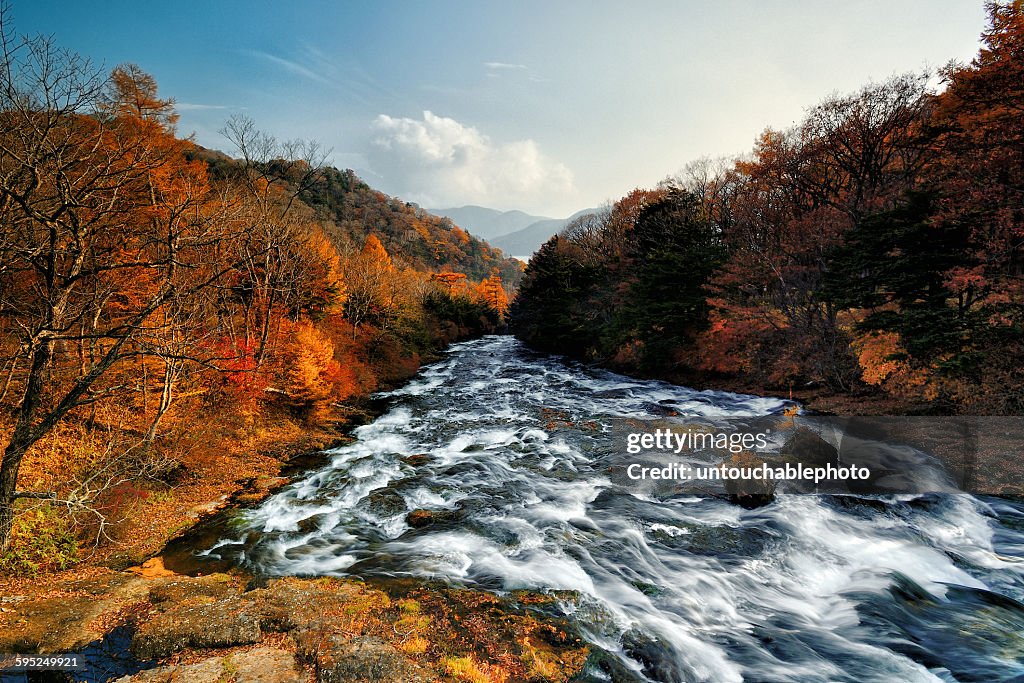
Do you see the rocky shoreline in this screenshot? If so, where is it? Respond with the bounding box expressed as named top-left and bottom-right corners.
top-left (0, 568), bottom-right (590, 683)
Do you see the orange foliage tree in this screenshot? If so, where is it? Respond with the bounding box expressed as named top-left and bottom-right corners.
top-left (473, 273), bottom-right (510, 319)
top-left (280, 321), bottom-right (357, 419)
top-left (344, 234), bottom-right (398, 335)
top-left (432, 271), bottom-right (469, 295)
top-left (0, 35), bottom-right (240, 548)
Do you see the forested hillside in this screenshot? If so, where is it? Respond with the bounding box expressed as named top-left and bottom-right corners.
top-left (0, 33), bottom-right (516, 570)
top-left (512, 1), bottom-right (1024, 415)
top-left (300, 168), bottom-right (523, 284)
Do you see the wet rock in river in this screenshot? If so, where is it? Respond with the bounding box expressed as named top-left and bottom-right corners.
top-left (621, 630), bottom-right (685, 682)
top-left (684, 524), bottom-right (777, 558)
top-left (405, 508), bottom-right (463, 528)
top-left (780, 427), bottom-right (838, 467)
top-left (296, 513), bottom-right (328, 534)
top-left (402, 453), bottom-right (431, 467)
top-left (365, 487), bottom-right (407, 517)
top-left (722, 451), bottom-right (776, 509)
top-left (406, 509), bottom-right (435, 528)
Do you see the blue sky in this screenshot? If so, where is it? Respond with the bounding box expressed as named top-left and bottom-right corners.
top-left (11, 1), bottom-right (988, 217)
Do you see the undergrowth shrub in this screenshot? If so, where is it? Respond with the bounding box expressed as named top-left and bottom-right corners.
top-left (0, 504), bottom-right (79, 576)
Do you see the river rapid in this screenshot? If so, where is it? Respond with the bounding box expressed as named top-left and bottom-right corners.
top-left (195, 335), bottom-right (1024, 683)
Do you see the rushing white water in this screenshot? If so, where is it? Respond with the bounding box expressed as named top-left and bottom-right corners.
top-left (200, 336), bottom-right (1024, 683)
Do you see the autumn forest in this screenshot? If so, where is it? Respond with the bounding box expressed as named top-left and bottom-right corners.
top-left (514, 1), bottom-right (1024, 417)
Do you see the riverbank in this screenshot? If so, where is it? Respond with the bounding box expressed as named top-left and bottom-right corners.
top-left (572, 348), bottom-right (937, 415)
top-left (692, 375), bottom-right (927, 416)
top-left (0, 394), bottom-right (378, 577)
top-left (0, 333), bottom-right (414, 642)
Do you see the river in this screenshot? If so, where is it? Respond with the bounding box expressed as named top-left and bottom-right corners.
top-left (190, 335), bottom-right (1024, 683)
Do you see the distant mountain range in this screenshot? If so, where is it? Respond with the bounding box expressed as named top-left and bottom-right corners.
top-left (431, 206), bottom-right (548, 241)
top-left (432, 205), bottom-right (600, 260)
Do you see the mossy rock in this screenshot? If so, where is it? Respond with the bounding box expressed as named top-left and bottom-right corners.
top-left (302, 635), bottom-right (429, 683)
top-left (147, 574), bottom-right (240, 606)
top-left (131, 596), bottom-right (262, 660)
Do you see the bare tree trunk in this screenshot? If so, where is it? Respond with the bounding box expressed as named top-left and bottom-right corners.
top-left (0, 340), bottom-right (52, 552)
top-left (144, 358), bottom-right (177, 448)
top-left (0, 357), bottom-right (17, 404)
top-left (255, 285), bottom-right (278, 370)
top-left (141, 351), bottom-right (149, 413)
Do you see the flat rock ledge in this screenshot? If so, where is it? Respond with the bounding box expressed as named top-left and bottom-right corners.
top-left (1, 570), bottom-right (589, 683)
top-left (113, 647), bottom-right (305, 683)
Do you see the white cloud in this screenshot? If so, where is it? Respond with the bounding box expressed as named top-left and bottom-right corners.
top-left (368, 111), bottom-right (574, 212)
top-left (484, 61), bottom-right (528, 70)
top-left (176, 102), bottom-right (229, 111)
top-left (243, 49), bottom-right (331, 85)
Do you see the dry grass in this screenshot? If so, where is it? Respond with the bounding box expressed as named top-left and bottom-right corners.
top-left (441, 655), bottom-right (509, 683)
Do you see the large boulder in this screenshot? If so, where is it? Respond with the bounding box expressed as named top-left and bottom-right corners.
top-left (303, 635), bottom-right (429, 683)
top-left (250, 577), bottom-right (386, 633)
top-left (365, 488), bottom-right (407, 517)
top-left (131, 596), bottom-right (262, 660)
top-left (404, 509), bottom-right (462, 528)
top-left (721, 451), bottom-right (776, 509)
top-left (780, 427), bottom-right (838, 467)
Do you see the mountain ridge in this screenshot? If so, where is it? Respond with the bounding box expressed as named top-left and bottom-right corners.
top-left (491, 207), bottom-right (601, 258)
top-left (433, 204), bottom-right (601, 259)
top-left (431, 205), bottom-right (551, 241)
